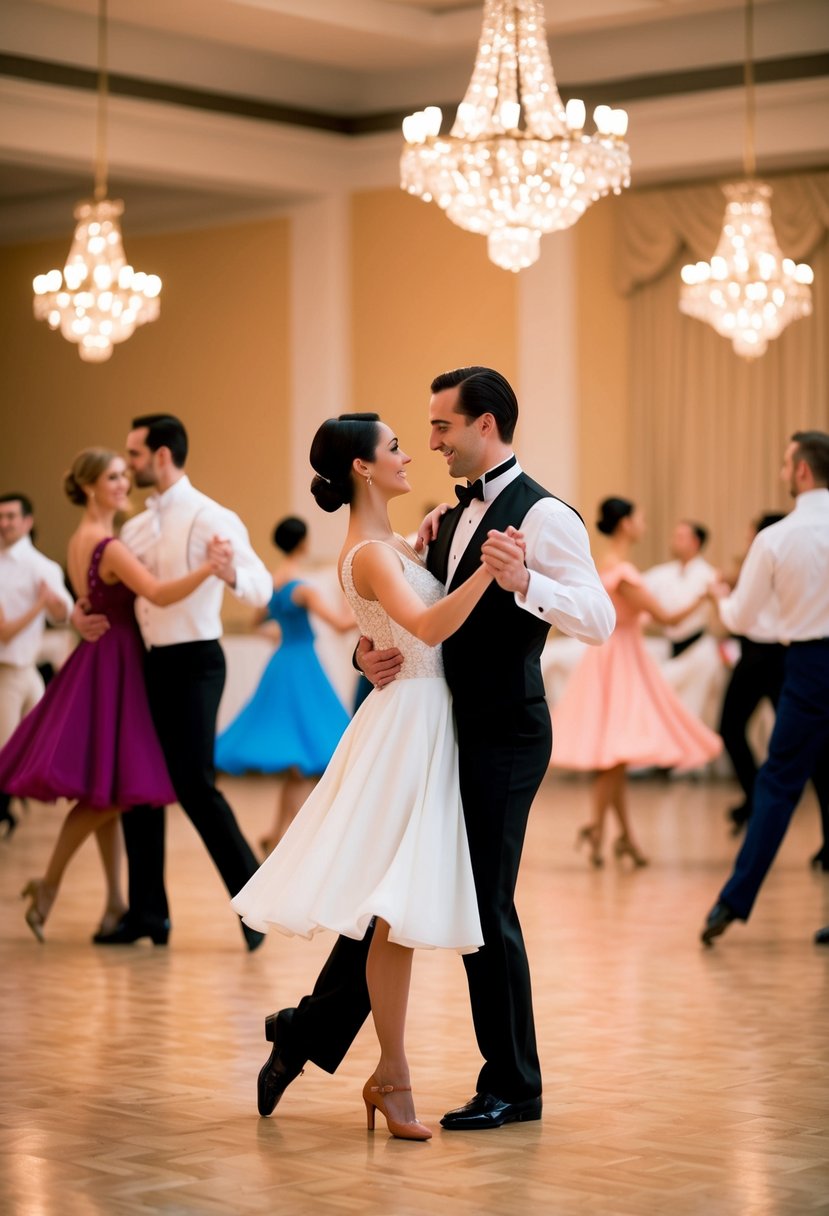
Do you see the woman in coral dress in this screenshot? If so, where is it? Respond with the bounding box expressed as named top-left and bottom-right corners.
top-left (0, 448), bottom-right (221, 942)
top-left (551, 497), bottom-right (722, 867)
top-left (215, 516), bottom-right (354, 853)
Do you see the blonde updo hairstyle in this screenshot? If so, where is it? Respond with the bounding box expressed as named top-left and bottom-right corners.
top-left (64, 447), bottom-right (120, 507)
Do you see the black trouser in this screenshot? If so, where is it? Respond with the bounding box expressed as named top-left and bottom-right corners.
top-left (123, 640), bottom-right (259, 923)
top-left (286, 698), bottom-right (551, 1102)
top-left (719, 639), bottom-right (786, 812)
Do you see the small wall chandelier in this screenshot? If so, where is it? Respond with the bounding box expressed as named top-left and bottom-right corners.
top-left (32, 0), bottom-right (161, 362)
top-left (400, 0), bottom-right (631, 273)
top-left (679, 0), bottom-right (812, 358)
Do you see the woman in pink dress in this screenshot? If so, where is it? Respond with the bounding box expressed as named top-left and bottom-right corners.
top-left (0, 448), bottom-right (222, 942)
top-left (551, 497), bottom-right (722, 867)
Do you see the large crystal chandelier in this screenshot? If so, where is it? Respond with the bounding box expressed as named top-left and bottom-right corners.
top-left (32, 0), bottom-right (161, 362)
top-left (400, 0), bottom-right (631, 273)
top-left (679, 0), bottom-right (812, 358)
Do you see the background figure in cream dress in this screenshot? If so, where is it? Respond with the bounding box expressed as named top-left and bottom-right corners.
top-left (552, 497), bottom-right (722, 867)
top-left (0, 449), bottom-right (221, 943)
top-left (232, 412), bottom-right (497, 1141)
top-left (215, 516), bottom-right (354, 853)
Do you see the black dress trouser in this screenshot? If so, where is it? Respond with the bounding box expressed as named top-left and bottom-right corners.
top-left (718, 639), bottom-right (786, 813)
top-left (123, 640), bottom-right (259, 922)
top-left (287, 698), bottom-right (551, 1103)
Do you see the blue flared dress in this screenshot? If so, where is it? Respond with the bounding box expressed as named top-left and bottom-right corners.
top-left (215, 580), bottom-right (350, 777)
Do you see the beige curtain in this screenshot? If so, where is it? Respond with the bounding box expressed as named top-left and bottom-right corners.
top-left (614, 172), bottom-right (829, 569)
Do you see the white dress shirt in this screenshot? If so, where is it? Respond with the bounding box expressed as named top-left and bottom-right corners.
top-left (447, 458), bottom-right (615, 645)
top-left (0, 535), bottom-right (73, 667)
top-left (714, 491), bottom-right (826, 646)
top-left (643, 555), bottom-right (716, 642)
top-left (718, 488), bottom-right (829, 644)
top-left (120, 476), bottom-right (272, 647)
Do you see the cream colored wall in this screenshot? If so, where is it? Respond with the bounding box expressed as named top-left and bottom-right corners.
top-left (0, 217), bottom-right (291, 624)
top-left (350, 189), bottom-right (519, 535)
top-left (575, 198), bottom-right (633, 537)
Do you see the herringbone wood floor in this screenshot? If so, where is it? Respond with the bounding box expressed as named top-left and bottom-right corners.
top-left (2, 773), bottom-right (828, 1216)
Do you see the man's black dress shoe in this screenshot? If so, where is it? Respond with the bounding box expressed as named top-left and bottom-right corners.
top-left (701, 901), bottom-right (735, 946)
top-left (0, 804), bottom-right (18, 839)
top-left (814, 925), bottom-right (829, 944)
top-left (810, 846), bottom-right (829, 872)
top-left (257, 1008), bottom-right (305, 1117)
top-left (92, 914), bottom-right (170, 946)
top-left (440, 1092), bottom-right (542, 1130)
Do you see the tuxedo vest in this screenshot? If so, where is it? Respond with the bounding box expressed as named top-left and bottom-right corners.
top-left (427, 474), bottom-right (575, 707)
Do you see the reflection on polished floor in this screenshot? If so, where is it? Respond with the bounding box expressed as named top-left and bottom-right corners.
top-left (2, 773), bottom-right (828, 1216)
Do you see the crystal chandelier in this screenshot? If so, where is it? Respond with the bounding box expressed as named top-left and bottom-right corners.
top-left (32, 0), bottom-right (161, 362)
top-left (679, 0), bottom-right (812, 358)
top-left (400, 0), bottom-right (631, 273)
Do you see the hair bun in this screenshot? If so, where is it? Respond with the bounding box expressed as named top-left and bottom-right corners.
top-left (310, 474), bottom-right (347, 513)
top-left (63, 470), bottom-right (86, 507)
top-left (596, 496), bottom-right (634, 536)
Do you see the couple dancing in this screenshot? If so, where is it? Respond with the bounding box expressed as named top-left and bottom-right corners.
top-left (2, 416), bottom-right (272, 945)
top-left (232, 367), bottom-right (615, 1140)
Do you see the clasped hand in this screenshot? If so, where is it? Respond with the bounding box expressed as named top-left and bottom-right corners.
top-left (481, 526), bottom-right (528, 594)
top-left (207, 535), bottom-right (236, 585)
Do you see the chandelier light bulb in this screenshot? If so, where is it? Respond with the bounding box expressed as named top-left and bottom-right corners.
top-left (679, 182), bottom-right (813, 359)
top-left (564, 99), bottom-right (586, 131)
top-left (400, 0), bottom-right (631, 272)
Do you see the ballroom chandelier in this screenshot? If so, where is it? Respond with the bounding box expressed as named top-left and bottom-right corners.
top-left (400, 0), bottom-right (631, 272)
top-left (679, 0), bottom-right (812, 358)
top-left (32, 0), bottom-right (161, 362)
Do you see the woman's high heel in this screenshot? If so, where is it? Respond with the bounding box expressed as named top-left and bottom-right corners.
top-left (575, 824), bottom-right (603, 868)
top-left (362, 1077), bottom-right (432, 1141)
top-left (21, 879), bottom-right (56, 943)
top-left (613, 835), bottom-right (649, 867)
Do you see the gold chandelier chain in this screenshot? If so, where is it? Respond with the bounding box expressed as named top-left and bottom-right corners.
top-left (743, 0), bottom-right (756, 180)
top-left (94, 0), bottom-right (109, 201)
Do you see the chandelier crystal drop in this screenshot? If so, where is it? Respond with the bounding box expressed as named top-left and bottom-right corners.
top-left (679, 0), bottom-right (812, 358)
top-left (31, 0), bottom-right (161, 362)
top-left (679, 183), bottom-right (813, 359)
top-left (400, 0), bottom-right (631, 272)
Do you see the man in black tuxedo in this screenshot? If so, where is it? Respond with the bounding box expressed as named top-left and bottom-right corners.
top-left (256, 367), bottom-right (614, 1128)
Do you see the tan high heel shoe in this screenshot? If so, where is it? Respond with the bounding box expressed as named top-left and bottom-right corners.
top-left (613, 835), bottom-right (649, 867)
top-left (575, 824), bottom-right (603, 868)
top-left (21, 879), bottom-right (56, 943)
top-left (362, 1077), bottom-right (432, 1141)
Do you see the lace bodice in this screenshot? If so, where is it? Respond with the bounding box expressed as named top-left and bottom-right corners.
top-left (341, 539), bottom-right (445, 680)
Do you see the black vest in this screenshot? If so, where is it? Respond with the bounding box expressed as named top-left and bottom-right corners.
top-left (427, 474), bottom-right (576, 707)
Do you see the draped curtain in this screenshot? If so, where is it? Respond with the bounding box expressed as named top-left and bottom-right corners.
top-left (614, 172), bottom-right (829, 569)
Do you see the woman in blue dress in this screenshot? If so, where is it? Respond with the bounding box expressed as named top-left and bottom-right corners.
top-left (215, 517), bottom-right (354, 852)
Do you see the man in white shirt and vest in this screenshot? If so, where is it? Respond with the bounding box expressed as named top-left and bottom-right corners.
top-left (0, 493), bottom-right (73, 835)
top-left (702, 430), bottom-right (829, 946)
top-left (74, 415), bottom-right (272, 949)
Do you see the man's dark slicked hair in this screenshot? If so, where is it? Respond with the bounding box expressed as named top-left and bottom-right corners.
top-left (430, 366), bottom-right (518, 443)
top-left (132, 414), bottom-right (188, 468)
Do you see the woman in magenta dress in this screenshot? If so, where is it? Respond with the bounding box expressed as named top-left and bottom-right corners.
top-left (551, 497), bottom-right (722, 867)
top-left (0, 448), bottom-right (221, 942)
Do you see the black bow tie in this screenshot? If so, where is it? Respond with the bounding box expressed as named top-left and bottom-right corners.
top-left (455, 479), bottom-right (485, 508)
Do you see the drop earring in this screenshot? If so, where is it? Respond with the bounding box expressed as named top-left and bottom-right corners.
top-left (366, 474), bottom-right (373, 487)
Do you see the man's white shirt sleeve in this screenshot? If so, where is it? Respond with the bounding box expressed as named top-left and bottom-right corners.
top-left (190, 506), bottom-right (271, 607)
top-left (516, 498), bottom-right (615, 644)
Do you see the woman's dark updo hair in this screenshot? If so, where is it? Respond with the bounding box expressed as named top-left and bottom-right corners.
top-left (64, 447), bottom-right (119, 507)
top-left (272, 516), bottom-right (307, 554)
top-left (596, 496), bottom-right (635, 536)
top-left (309, 413), bottom-right (381, 513)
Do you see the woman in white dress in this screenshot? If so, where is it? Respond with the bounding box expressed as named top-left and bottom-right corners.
top-left (232, 413), bottom-right (493, 1141)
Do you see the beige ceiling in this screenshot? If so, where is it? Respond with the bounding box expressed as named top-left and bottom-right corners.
top-left (0, 0), bottom-right (826, 242)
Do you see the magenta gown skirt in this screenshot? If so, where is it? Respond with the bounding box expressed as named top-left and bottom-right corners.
top-left (0, 537), bottom-right (176, 809)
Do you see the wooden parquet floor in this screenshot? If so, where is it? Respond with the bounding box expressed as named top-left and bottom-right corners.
top-left (1, 773), bottom-right (828, 1216)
